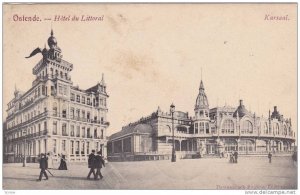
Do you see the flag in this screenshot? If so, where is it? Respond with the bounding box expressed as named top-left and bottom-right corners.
top-left (25, 47), bottom-right (42, 58)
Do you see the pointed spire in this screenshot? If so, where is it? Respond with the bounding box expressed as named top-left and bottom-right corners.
top-left (100, 73), bottom-right (106, 86)
top-left (51, 28), bottom-right (53, 36)
top-left (199, 80), bottom-right (204, 90)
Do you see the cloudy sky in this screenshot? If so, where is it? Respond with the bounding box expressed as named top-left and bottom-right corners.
top-left (3, 4), bottom-right (297, 136)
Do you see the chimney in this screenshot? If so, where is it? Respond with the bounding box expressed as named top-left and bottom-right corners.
top-left (239, 99), bottom-right (243, 106)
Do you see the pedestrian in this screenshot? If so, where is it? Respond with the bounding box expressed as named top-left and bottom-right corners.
top-left (234, 150), bottom-right (238, 163)
top-left (268, 152), bottom-right (272, 163)
top-left (37, 153), bottom-right (48, 181)
top-left (292, 151), bottom-right (297, 162)
top-left (87, 150), bottom-right (96, 180)
top-left (47, 152), bottom-right (54, 169)
top-left (229, 152), bottom-right (234, 163)
top-left (58, 154), bottom-right (68, 170)
top-left (94, 151), bottom-right (105, 180)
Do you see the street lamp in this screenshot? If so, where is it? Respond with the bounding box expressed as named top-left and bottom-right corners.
top-left (170, 103), bottom-right (176, 162)
top-left (23, 130), bottom-right (27, 167)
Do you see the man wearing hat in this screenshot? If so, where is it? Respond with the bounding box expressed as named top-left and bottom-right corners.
top-left (37, 153), bottom-right (48, 181)
top-left (94, 151), bottom-right (105, 180)
top-left (87, 150), bottom-right (96, 179)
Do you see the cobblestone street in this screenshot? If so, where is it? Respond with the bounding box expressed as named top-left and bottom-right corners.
top-left (2, 156), bottom-right (297, 190)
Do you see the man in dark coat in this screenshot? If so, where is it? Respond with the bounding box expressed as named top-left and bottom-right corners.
top-left (94, 151), bottom-right (105, 180)
top-left (268, 152), bottom-right (272, 163)
top-left (234, 150), bottom-right (238, 163)
top-left (37, 153), bottom-right (48, 181)
top-left (87, 150), bottom-right (96, 179)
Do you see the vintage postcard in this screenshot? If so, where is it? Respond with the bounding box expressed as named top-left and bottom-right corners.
top-left (2, 3), bottom-right (297, 192)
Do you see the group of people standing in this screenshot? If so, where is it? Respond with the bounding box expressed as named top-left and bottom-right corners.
top-left (38, 151), bottom-right (106, 181)
top-left (87, 150), bottom-right (106, 180)
top-left (37, 153), bottom-right (68, 181)
top-left (229, 151), bottom-right (239, 163)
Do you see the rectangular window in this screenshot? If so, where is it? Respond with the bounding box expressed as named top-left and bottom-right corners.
top-left (87, 128), bottom-right (90, 138)
top-left (206, 123), bottom-right (210, 134)
top-left (76, 95), bottom-right (80, 103)
top-left (82, 110), bottom-right (85, 119)
top-left (82, 127), bottom-right (85, 138)
top-left (87, 142), bottom-right (89, 154)
top-left (59, 85), bottom-right (63, 94)
top-left (63, 86), bottom-right (67, 95)
top-left (82, 96), bottom-right (85, 104)
top-left (81, 142), bottom-right (85, 155)
top-left (71, 93), bottom-right (75, 101)
top-left (53, 139), bottom-right (56, 154)
top-left (76, 126), bottom-right (80, 137)
top-left (75, 141), bottom-right (79, 155)
top-left (195, 123), bottom-right (198, 134)
top-left (53, 122), bottom-right (57, 135)
top-left (94, 128), bottom-right (97, 138)
top-left (71, 141), bottom-right (74, 154)
top-left (199, 122), bottom-right (204, 134)
top-left (70, 125), bottom-right (75, 136)
top-left (87, 98), bottom-right (90, 105)
top-left (76, 109), bottom-right (80, 119)
top-left (70, 108), bottom-right (74, 119)
top-left (62, 140), bottom-right (66, 151)
top-left (62, 123), bottom-right (67, 136)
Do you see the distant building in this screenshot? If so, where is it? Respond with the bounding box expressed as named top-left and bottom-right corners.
top-left (108, 80), bottom-right (295, 161)
top-left (3, 30), bottom-right (109, 163)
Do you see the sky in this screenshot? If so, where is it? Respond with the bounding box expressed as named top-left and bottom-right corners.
top-left (3, 4), bottom-right (297, 136)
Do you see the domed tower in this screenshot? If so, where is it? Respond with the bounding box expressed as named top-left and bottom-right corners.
top-left (233, 100), bottom-right (250, 118)
top-left (47, 29), bottom-right (62, 61)
top-left (195, 80), bottom-right (209, 119)
top-left (194, 80), bottom-right (210, 135)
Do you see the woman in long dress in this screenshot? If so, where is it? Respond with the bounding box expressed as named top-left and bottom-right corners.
top-left (47, 152), bottom-right (54, 169)
top-left (58, 154), bottom-right (68, 170)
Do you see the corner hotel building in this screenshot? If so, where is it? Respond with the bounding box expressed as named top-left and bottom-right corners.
top-left (4, 30), bottom-right (109, 163)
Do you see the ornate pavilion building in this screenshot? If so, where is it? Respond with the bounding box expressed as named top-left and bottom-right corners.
top-left (3, 30), bottom-right (109, 163)
top-left (108, 80), bottom-right (295, 161)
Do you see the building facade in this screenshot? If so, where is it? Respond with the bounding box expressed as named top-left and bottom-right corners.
top-left (4, 30), bottom-right (109, 163)
top-left (108, 80), bottom-right (295, 161)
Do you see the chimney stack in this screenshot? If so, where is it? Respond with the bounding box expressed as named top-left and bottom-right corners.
top-left (239, 99), bottom-right (243, 106)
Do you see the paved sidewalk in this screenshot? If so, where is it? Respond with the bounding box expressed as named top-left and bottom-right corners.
top-left (2, 156), bottom-right (297, 190)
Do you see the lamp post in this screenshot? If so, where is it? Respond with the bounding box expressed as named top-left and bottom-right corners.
top-left (23, 130), bottom-right (27, 167)
top-left (170, 103), bottom-right (176, 162)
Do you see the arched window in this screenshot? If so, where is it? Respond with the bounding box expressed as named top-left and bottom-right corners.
top-left (284, 125), bottom-right (287, 136)
top-left (221, 119), bottom-right (235, 134)
top-left (242, 120), bottom-right (253, 134)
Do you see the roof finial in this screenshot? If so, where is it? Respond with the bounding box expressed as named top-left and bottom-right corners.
top-left (201, 67), bottom-right (202, 81)
top-left (51, 29), bottom-right (53, 36)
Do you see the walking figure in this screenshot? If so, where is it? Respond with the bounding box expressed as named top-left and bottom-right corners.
top-left (95, 151), bottom-right (105, 180)
top-left (234, 150), bottom-right (238, 163)
top-left (58, 154), bottom-right (68, 170)
top-left (37, 153), bottom-right (48, 181)
top-left (87, 150), bottom-right (96, 180)
top-left (229, 152), bottom-right (234, 163)
top-left (47, 152), bottom-right (54, 169)
top-left (292, 151), bottom-right (297, 162)
top-left (268, 152), bottom-right (272, 163)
